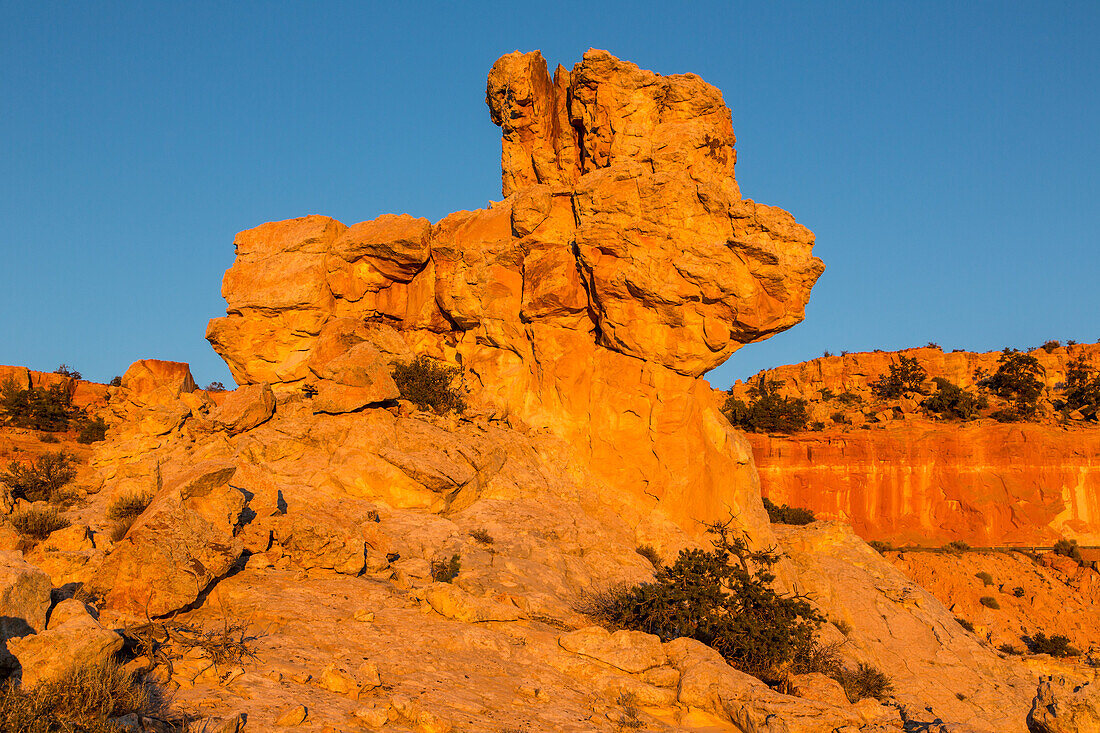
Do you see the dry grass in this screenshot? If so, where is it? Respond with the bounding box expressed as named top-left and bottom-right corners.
top-left (107, 492), bottom-right (153, 522)
top-left (0, 659), bottom-right (182, 732)
top-left (11, 507), bottom-right (71, 540)
top-left (469, 528), bottom-right (494, 545)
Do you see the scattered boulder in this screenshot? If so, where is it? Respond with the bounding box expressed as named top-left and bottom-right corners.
top-left (210, 383), bottom-right (276, 433)
top-left (7, 613), bottom-right (123, 687)
top-left (0, 551), bottom-right (52, 671)
top-left (1027, 676), bottom-right (1100, 733)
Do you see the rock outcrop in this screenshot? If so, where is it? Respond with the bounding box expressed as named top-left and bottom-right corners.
top-left (206, 48), bottom-right (823, 542)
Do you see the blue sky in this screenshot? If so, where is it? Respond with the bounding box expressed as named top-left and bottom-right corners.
top-left (1, 1), bottom-right (1097, 388)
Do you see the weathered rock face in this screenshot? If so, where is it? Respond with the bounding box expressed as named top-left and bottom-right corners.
top-left (729, 346), bottom-right (1100, 545)
top-left (206, 49), bottom-right (823, 542)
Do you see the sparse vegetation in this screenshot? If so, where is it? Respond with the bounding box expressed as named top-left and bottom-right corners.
top-left (615, 692), bottom-right (644, 729)
top-left (979, 596), bottom-right (1000, 609)
top-left (0, 659), bottom-right (179, 733)
top-left (1023, 632), bottom-right (1079, 657)
top-left (635, 544), bottom-right (661, 567)
top-left (392, 355), bottom-right (466, 414)
top-left (54, 364), bottom-right (82, 380)
top-left (107, 492), bottom-right (154, 543)
top-left (0, 378), bottom-right (81, 432)
top-left (868, 540), bottom-right (895, 554)
top-left (1051, 538), bottom-right (1083, 564)
top-left (835, 392), bottom-right (862, 407)
top-left (431, 554), bottom-right (461, 583)
top-left (980, 348), bottom-right (1044, 421)
top-left (923, 377), bottom-right (987, 420)
top-left (577, 517), bottom-right (824, 684)
top-left (205, 381), bottom-right (226, 391)
top-left (1, 451), bottom-right (78, 503)
top-left (975, 571), bottom-right (994, 586)
top-left (108, 376), bottom-right (122, 387)
top-left (722, 376), bottom-right (809, 434)
top-left (872, 356), bottom-right (927, 399)
top-left (1040, 340), bottom-right (1061, 353)
top-left (1012, 586), bottom-right (1025, 598)
top-left (1062, 357), bottom-right (1100, 418)
top-left (761, 497), bottom-right (815, 525)
top-left (11, 507), bottom-right (71, 541)
top-left (956, 617), bottom-right (975, 633)
top-left (944, 540), bottom-right (971, 554)
top-left (834, 663), bottom-right (894, 703)
top-left (469, 528), bottom-right (494, 545)
top-left (998, 643), bottom-right (1022, 655)
top-left (76, 416), bottom-right (108, 444)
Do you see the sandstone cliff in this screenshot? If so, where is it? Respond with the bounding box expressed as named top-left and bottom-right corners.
top-left (728, 346), bottom-right (1100, 546)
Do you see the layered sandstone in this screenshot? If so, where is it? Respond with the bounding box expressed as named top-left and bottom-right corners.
top-left (206, 48), bottom-right (824, 542)
top-left (727, 346), bottom-right (1100, 545)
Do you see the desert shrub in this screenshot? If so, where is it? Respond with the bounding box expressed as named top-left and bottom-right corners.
top-left (431, 554), bottom-right (461, 583)
top-left (1, 451), bottom-right (77, 502)
top-left (11, 507), bottom-right (71, 540)
top-left (956, 617), bottom-right (975, 633)
top-left (76, 416), bottom-right (108, 444)
top-left (944, 540), bottom-right (971, 554)
top-left (1041, 340), bottom-right (1061, 353)
top-left (810, 421), bottom-right (826, 431)
top-left (1062, 358), bottom-right (1100, 417)
top-left (107, 492), bottom-right (153, 522)
top-left (577, 518), bottom-right (823, 683)
top-left (722, 376), bottom-right (809, 434)
top-left (830, 411), bottom-right (851, 424)
top-left (635, 544), bottom-right (660, 567)
top-left (615, 692), bottom-right (644, 729)
top-left (1012, 587), bottom-right (1025, 598)
top-left (392, 355), bottom-right (466, 414)
top-left (0, 379), bottom-right (80, 432)
top-left (761, 497), bottom-right (815, 525)
top-left (975, 571), bottom-right (994, 586)
top-left (365, 509), bottom-right (380, 522)
top-left (979, 348), bottom-right (1044, 420)
top-left (979, 596), bottom-right (1000, 609)
top-left (832, 618), bottom-right (852, 636)
top-left (54, 364), bottom-right (82, 380)
top-left (39, 433), bottom-right (60, 444)
top-left (998, 643), bottom-right (1022, 655)
top-left (205, 381), bottom-right (226, 391)
top-left (818, 387), bottom-right (835, 401)
top-left (835, 392), bottom-right (862, 407)
top-left (469, 528), bottom-right (494, 545)
top-left (833, 663), bottom-right (894, 703)
top-left (923, 377), bottom-right (987, 420)
top-left (0, 659), bottom-right (176, 733)
top-left (1023, 632), bottom-right (1079, 657)
top-left (108, 375), bottom-right (122, 387)
top-left (1052, 538), bottom-right (1083, 563)
top-left (868, 540), bottom-right (895, 554)
top-left (872, 356), bottom-right (927, 399)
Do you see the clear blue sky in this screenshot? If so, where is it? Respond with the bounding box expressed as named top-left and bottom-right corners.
top-left (2, 1), bottom-right (1097, 388)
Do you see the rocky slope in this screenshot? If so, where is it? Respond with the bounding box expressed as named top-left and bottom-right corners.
top-left (728, 346), bottom-right (1100, 545)
top-left (0, 51), bottom-right (1089, 732)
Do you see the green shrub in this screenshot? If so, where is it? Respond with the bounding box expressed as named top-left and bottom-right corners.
top-left (998, 643), bottom-right (1022, 655)
top-left (0, 379), bottom-right (80, 432)
top-left (108, 376), bottom-right (122, 387)
top-left (979, 596), bottom-right (1000, 609)
top-left (975, 571), bottom-right (994, 586)
top-left (761, 497), bottom-right (815, 525)
top-left (872, 356), bottom-right (927, 399)
top-left (923, 378), bottom-right (987, 420)
top-left (577, 518), bottom-right (823, 683)
top-left (11, 507), bottom-right (71, 541)
top-left (1062, 358), bottom-right (1100, 417)
top-left (1052, 538), bottom-right (1083, 563)
top-left (392, 355), bottom-right (466, 414)
top-left (1023, 632), bottom-right (1079, 657)
top-left (835, 392), bottom-right (863, 407)
top-left (979, 348), bottom-right (1044, 420)
top-left (0, 659), bottom-right (177, 733)
top-left (722, 376), bottom-right (809, 434)
top-left (635, 544), bottom-right (661, 567)
top-left (956, 617), bottom-right (975, 633)
top-left (833, 663), bottom-right (894, 703)
top-left (1, 452), bottom-right (77, 502)
top-left (431, 554), bottom-right (461, 583)
top-left (76, 417), bottom-right (108, 444)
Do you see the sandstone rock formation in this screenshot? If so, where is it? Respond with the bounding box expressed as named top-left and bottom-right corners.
top-left (727, 346), bottom-right (1100, 545)
top-left (206, 48), bottom-right (824, 542)
top-left (0, 51), bottom-right (1070, 732)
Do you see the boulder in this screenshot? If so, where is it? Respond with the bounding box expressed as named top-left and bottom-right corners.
top-left (210, 383), bottom-right (276, 433)
top-left (0, 551), bottom-right (52, 671)
top-left (7, 614), bottom-right (123, 687)
top-left (558, 627), bottom-right (666, 674)
top-left (120, 359), bottom-right (197, 402)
